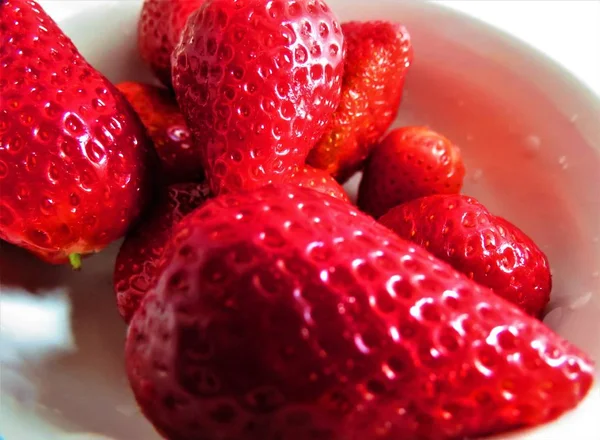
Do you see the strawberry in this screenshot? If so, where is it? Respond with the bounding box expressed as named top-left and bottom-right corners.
top-left (114, 182), bottom-right (210, 324)
top-left (286, 165), bottom-right (348, 202)
top-left (172, 0), bottom-right (345, 195)
top-left (0, 0), bottom-right (155, 267)
top-left (117, 82), bottom-right (204, 184)
top-left (138, 0), bottom-right (205, 88)
top-left (379, 194), bottom-right (552, 317)
top-left (359, 126), bottom-right (465, 218)
top-left (306, 21), bottom-right (413, 183)
top-left (113, 171), bottom-right (341, 323)
top-left (126, 185), bottom-right (593, 440)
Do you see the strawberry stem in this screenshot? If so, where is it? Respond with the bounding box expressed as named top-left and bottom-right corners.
top-left (69, 253), bottom-right (82, 270)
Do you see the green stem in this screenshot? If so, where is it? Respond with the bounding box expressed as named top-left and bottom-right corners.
top-left (69, 253), bottom-right (82, 270)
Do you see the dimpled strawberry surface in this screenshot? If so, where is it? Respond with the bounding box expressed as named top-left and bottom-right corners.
top-left (126, 185), bottom-right (593, 440)
top-left (117, 81), bottom-right (205, 184)
top-left (171, 0), bottom-right (345, 195)
top-left (285, 165), bottom-right (349, 202)
top-left (359, 126), bottom-right (465, 219)
top-left (380, 194), bottom-right (552, 318)
top-left (114, 182), bottom-right (211, 324)
top-left (0, 0), bottom-right (156, 265)
top-left (307, 21), bottom-right (413, 183)
top-left (138, 0), bottom-right (206, 88)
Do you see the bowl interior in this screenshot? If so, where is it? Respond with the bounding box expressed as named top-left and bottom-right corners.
top-left (1, 1), bottom-right (599, 439)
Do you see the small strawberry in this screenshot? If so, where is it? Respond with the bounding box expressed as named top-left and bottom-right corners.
top-left (114, 182), bottom-right (209, 324)
top-left (126, 185), bottom-right (592, 440)
top-left (117, 82), bottom-right (204, 184)
top-left (358, 126), bottom-right (465, 218)
top-left (0, 0), bottom-right (155, 267)
top-left (379, 194), bottom-right (552, 317)
top-left (138, 0), bottom-right (205, 88)
top-left (307, 21), bottom-right (413, 182)
top-left (172, 0), bottom-right (345, 195)
top-left (286, 165), bottom-right (348, 202)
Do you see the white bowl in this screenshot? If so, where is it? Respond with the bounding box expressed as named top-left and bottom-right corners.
top-left (1, 1), bottom-right (599, 439)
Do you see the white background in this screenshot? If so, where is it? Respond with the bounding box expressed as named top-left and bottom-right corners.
top-left (39, 0), bottom-right (600, 97)
top-left (438, 0), bottom-right (600, 97)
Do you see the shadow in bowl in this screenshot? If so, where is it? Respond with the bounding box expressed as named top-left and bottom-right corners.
top-left (0, 243), bottom-right (68, 292)
top-left (2, 244), bottom-right (161, 439)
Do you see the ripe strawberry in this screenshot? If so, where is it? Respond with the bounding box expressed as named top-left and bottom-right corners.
top-left (117, 82), bottom-right (204, 184)
top-left (359, 126), bottom-right (465, 218)
top-left (0, 0), bottom-right (155, 267)
top-left (114, 182), bottom-right (210, 324)
top-left (172, 0), bottom-right (345, 195)
top-left (126, 185), bottom-right (592, 440)
top-left (307, 21), bottom-right (413, 182)
top-left (286, 165), bottom-right (348, 202)
top-left (138, 0), bottom-right (205, 88)
top-left (379, 194), bottom-right (552, 317)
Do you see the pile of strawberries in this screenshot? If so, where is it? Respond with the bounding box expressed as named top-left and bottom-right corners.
top-left (0, 0), bottom-right (595, 439)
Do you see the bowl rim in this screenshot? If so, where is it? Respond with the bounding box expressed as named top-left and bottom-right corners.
top-left (4, 1), bottom-right (598, 440)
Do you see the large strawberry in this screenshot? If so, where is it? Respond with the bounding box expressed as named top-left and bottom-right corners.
top-left (114, 170), bottom-right (342, 324)
top-left (172, 0), bottom-right (345, 195)
top-left (138, 0), bottom-right (205, 88)
top-left (0, 0), bottom-right (155, 267)
top-left (359, 126), bottom-right (465, 218)
top-left (114, 182), bottom-right (210, 324)
top-left (117, 82), bottom-right (204, 184)
top-left (379, 194), bottom-right (552, 317)
top-left (126, 185), bottom-right (593, 440)
top-left (307, 21), bottom-right (413, 182)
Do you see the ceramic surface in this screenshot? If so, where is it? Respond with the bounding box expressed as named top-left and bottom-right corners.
top-left (1, 1), bottom-right (599, 439)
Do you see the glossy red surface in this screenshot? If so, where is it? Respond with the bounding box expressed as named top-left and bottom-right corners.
top-left (126, 185), bottom-right (592, 440)
top-left (359, 126), bottom-right (465, 218)
top-left (171, 0), bottom-right (345, 195)
top-left (138, 0), bottom-right (205, 88)
top-left (114, 181), bottom-right (210, 323)
top-left (380, 194), bottom-right (552, 317)
top-left (117, 82), bottom-right (205, 184)
top-left (307, 21), bottom-right (413, 182)
top-left (0, 0), bottom-right (155, 264)
top-left (286, 165), bottom-right (349, 202)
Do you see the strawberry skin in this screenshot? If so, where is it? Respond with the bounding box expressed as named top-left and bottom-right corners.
top-left (114, 182), bottom-right (210, 324)
top-left (138, 0), bottom-right (205, 88)
top-left (0, 0), bottom-right (155, 265)
top-left (307, 21), bottom-right (413, 183)
top-left (359, 126), bottom-right (465, 218)
top-left (126, 185), bottom-right (592, 440)
top-left (172, 0), bottom-right (345, 195)
top-left (113, 169), bottom-right (342, 323)
top-left (286, 165), bottom-right (348, 202)
top-left (117, 82), bottom-right (204, 184)
top-left (379, 194), bottom-right (552, 317)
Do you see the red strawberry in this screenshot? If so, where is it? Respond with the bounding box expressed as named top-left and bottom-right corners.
top-left (359, 126), bottom-right (465, 218)
top-left (172, 0), bottom-right (345, 195)
top-left (117, 82), bottom-right (204, 184)
top-left (138, 0), bottom-right (205, 88)
top-left (307, 21), bottom-right (413, 182)
top-left (0, 0), bottom-right (155, 267)
top-left (286, 165), bottom-right (348, 202)
top-left (126, 185), bottom-right (592, 440)
top-left (379, 194), bottom-right (552, 317)
top-left (114, 182), bottom-right (209, 323)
